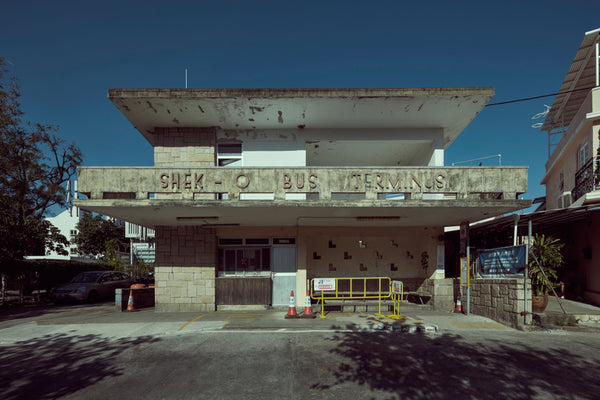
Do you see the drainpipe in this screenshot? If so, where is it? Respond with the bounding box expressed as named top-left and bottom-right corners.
top-left (513, 214), bottom-right (520, 246)
top-left (525, 220), bottom-right (532, 324)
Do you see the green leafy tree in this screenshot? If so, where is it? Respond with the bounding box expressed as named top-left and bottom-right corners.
top-left (0, 57), bottom-right (82, 261)
top-left (73, 213), bottom-right (126, 258)
top-left (104, 238), bottom-right (124, 270)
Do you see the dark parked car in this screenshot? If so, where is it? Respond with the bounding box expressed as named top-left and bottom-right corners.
top-left (50, 271), bottom-right (133, 303)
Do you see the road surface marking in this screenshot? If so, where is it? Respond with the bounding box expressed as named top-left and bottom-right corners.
top-left (178, 314), bottom-right (206, 331)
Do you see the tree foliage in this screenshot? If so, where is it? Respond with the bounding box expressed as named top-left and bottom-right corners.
top-left (0, 57), bottom-right (83, 261)
top-left (528, 234), bottom-right (564, 295)
top-left (72, 213), bottom-right (125, 258)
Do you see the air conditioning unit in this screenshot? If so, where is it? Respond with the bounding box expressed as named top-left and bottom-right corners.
top-left (558, 192), bottom-right (572, 208)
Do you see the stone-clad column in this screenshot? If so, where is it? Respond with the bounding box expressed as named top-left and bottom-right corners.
top-left (154, 226), bottom-right (217, 312)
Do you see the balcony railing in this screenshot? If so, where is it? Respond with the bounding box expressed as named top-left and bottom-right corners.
top-left (573, 156), bottom-right (600, 202)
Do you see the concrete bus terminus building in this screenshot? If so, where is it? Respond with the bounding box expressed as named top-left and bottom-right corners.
top-left (75, 88), bottom-right (530, 312)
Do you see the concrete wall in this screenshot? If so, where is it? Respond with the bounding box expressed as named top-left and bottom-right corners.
top-left (154, 226), bottom-right (217, 312)
top-left (545, 127), bottom-right (594, 209)
top-left (469, 278), bottom-right (529, 329)
top-left (219, 127), bottom-right (445, 167)
top-left (301, 226), bottom-right (443, 280)
top-left (300, 226), bottom-right (445, 310)
top-left (218, 130), bottom-right (306, 167)
top-left (116, 287), bottom-right (155, 311)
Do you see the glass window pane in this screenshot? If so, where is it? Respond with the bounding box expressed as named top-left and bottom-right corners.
top-left (218, 143), bottom-right (242, 156)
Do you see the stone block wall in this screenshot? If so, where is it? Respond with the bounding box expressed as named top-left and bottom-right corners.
top-left (470, 278), bottom-right (530, 329)
top-left (154, 226), bottom-right (217, 312)
top-left (432, 279), bottom-right (458, 311)
top-left (154, 127), bottom-right (216, 167)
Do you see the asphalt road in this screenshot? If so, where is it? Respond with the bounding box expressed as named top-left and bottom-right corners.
top-left (1, 304), bottom-right (600, 399)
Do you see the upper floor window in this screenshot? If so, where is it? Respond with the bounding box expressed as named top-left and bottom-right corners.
top-left (558, 171), bottom-right (564, 192)
top-left (579, 142), bottom-right (589, 170)
top-left (217, 143), bottom-right (242, 167)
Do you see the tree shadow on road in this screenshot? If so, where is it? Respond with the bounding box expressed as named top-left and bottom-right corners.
top-left (0, 333), bottom-right (160, 400)
top-left (312, 326), bottom-right (600, 399)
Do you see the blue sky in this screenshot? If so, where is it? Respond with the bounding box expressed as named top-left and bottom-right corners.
top-left (2, 1), bottom-right (599, 214)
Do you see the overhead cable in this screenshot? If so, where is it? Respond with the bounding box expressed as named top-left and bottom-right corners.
top-left (485, 86), bottom-right (597, 107)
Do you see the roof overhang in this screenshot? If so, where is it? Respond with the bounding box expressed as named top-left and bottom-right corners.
top-left (108, 87), bottom-right (494, 148)
top-left (470, 204), bottom-right (600, 235)
top-left (542, 28), bottom-right (600, 132)
top-left (75, 199), bottom-right (531, 228)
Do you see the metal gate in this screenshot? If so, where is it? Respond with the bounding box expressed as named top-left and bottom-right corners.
top-left (272, 246), bottom-right (297, 306)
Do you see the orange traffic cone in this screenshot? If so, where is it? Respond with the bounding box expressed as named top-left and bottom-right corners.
top-left (454, 295), bottom-right (463, 313)
top-left (126, 288), bottom-right (136, 311)
top-left (301, 290), bottom-right (316, 318)
top-left (285, 290), bottom-right (298, 319)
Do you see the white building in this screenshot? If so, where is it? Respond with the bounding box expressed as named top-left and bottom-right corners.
top-left (27, 206), bottom-right (89, 260)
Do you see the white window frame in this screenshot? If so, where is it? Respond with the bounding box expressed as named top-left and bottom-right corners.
top-left (217, 143), bottom-right (242, 167)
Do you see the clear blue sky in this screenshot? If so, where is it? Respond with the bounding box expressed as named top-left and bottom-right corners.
top-left (2, 1), bottom-right (599, 214)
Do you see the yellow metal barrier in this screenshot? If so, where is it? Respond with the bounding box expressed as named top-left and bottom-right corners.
top-left (310, 277), bottom-right (392, 318)
top-left (387, 281), bottom-right (405, 320)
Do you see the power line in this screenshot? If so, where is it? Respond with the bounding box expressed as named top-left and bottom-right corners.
top-left (485, 85), bottom-right (596, 107)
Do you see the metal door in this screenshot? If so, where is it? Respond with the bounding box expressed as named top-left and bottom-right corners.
top-left (271, 246), bottom-right (297, 306)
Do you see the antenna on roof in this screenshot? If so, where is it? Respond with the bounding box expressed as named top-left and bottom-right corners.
top-left (185, 68), bottom-right (188, 88)
top-left (531, 104), bottom-right (550, 129)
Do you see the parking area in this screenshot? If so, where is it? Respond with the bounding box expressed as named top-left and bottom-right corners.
top-left (0, 300), bottom-right (523, 347)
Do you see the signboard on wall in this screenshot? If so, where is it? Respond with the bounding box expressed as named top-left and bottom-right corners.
top-left (478, 245), bottom-right (526, 277)
top-left (313, 278), bottom-right (336, 291)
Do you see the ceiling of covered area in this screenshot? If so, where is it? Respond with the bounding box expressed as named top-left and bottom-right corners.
top-left (542, 28), bottom-right (600, 133)
top-left (77, 199), bottom-right (530, 229)
top-left (108, 87), bottom-right (493, 149)
top-left (305, 140), bottom-right (432, 166)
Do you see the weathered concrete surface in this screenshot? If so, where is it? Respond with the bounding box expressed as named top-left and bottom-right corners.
top-left (78, 166), bottom-right (528, 200)
top-left (108, 87), bottom-right (495, 147)
top-left (75, 166), bottom-right (530, 227)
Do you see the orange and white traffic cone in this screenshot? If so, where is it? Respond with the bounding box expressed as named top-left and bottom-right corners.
top-left (126, 288), bottom-right (136, 311)
top-left (454, 295), bottom-right (463, 313)
top-left (301, 290), bottom-right (316, 318)
top-left (285, 290), bottom-right (298, 319)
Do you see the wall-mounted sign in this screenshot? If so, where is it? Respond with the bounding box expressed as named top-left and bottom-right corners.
top-left (313, 278), bottom-right (336, 291)
top-left (478, 245), bottom-right (526, 277)
top-left (460, 257), bottom-right (469, 287)
top-left (156, 169), bottom-right (449, 193)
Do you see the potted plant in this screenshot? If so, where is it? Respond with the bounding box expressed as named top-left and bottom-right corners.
top-left (528, 234), bottom-right (564, 312)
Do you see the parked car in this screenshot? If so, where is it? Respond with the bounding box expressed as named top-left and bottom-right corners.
top-left (50, 271), bottom-right (133, 303)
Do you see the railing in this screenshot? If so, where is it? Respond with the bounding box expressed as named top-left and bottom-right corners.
top-left (310, 277), bottom-right (392, 318)
top-left (573, 156), bottom-right (600, 202)
top-left (125, 222), bottom-right (155, 240)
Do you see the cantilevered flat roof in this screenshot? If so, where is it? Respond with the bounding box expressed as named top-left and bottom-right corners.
top-left (108, 87), bottom-right (493, 148)
top-left (542, 28), bottom-right (600, 133)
